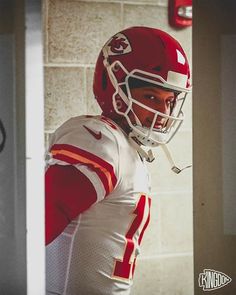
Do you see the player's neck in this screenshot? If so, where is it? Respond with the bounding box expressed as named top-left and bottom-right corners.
top-left (116, 117), bottom-right (132, 136)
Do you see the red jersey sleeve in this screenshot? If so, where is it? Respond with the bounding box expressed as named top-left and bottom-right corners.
top-left (45, 164), bottom-right (97, 245)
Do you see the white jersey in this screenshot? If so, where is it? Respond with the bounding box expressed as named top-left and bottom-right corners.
top-left (46, 115), bottom-right (151, 295)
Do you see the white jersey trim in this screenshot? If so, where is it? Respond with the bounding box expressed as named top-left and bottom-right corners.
top-left (74, 164), bottom-right (106, 203)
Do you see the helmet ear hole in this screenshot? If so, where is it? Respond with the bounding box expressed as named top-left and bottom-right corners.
top-left (116, 99), bottom-right (123, 110)
top-left (114, 94), bottom-right (128, 112)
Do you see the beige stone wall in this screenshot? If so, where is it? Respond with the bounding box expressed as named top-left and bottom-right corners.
top-left (44, 0), bottom-right (193, 294)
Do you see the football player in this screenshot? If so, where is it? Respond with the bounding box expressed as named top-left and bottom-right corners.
top-left (45, 26), bottom-right (191, 295)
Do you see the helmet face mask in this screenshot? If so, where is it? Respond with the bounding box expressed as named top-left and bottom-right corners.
top-left (93, 26), bottom-right (191, 146)
top-left (111, 69), bottom-right (187, 146)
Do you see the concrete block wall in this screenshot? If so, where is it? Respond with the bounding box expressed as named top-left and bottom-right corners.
top-left (44, 1), bottom-right (193, 294)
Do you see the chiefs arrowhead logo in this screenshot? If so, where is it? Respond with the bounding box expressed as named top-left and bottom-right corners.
top-left (105, 33), bottom-right (132, 56)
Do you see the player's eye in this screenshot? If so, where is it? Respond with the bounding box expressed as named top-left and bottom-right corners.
top-left (144, 94), bottom-right (157, 101)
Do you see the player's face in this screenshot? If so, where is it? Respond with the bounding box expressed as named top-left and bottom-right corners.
top-left (130, 86), bottom-right (176, 129)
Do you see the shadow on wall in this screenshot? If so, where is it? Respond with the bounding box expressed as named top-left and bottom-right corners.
top-left (0, 119), bottom-right (6, 153)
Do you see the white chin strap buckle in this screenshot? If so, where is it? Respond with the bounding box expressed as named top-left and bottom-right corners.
top-left (161, 144), bottom-right (192, 174)
top-left (171, 166), bottom-right (182, 174)
top-left (147, 149), bottom-right (155, 162)
top-left (171, 165), bottom-right (191, 174)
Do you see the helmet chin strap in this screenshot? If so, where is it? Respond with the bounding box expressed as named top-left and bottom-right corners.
top-left (160, 144), bottom-right (192, 174)
top-left (129, 134), bottom-right (191, 174)
top-left (128, 135), bottom-right (155, 162)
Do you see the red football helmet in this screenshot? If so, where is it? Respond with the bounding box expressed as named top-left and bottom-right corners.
top-left (93, 26), bottom-right (191, 146)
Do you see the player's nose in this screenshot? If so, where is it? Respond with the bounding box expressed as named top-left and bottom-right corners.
top-left (157, 100), bottom-right (170, 115)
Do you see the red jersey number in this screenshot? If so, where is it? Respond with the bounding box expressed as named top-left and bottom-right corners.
top-left (113, 194), bottom-right (151, 280)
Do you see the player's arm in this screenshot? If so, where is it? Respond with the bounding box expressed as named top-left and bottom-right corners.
top-left (45, 164), bottom-right (97, 245)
